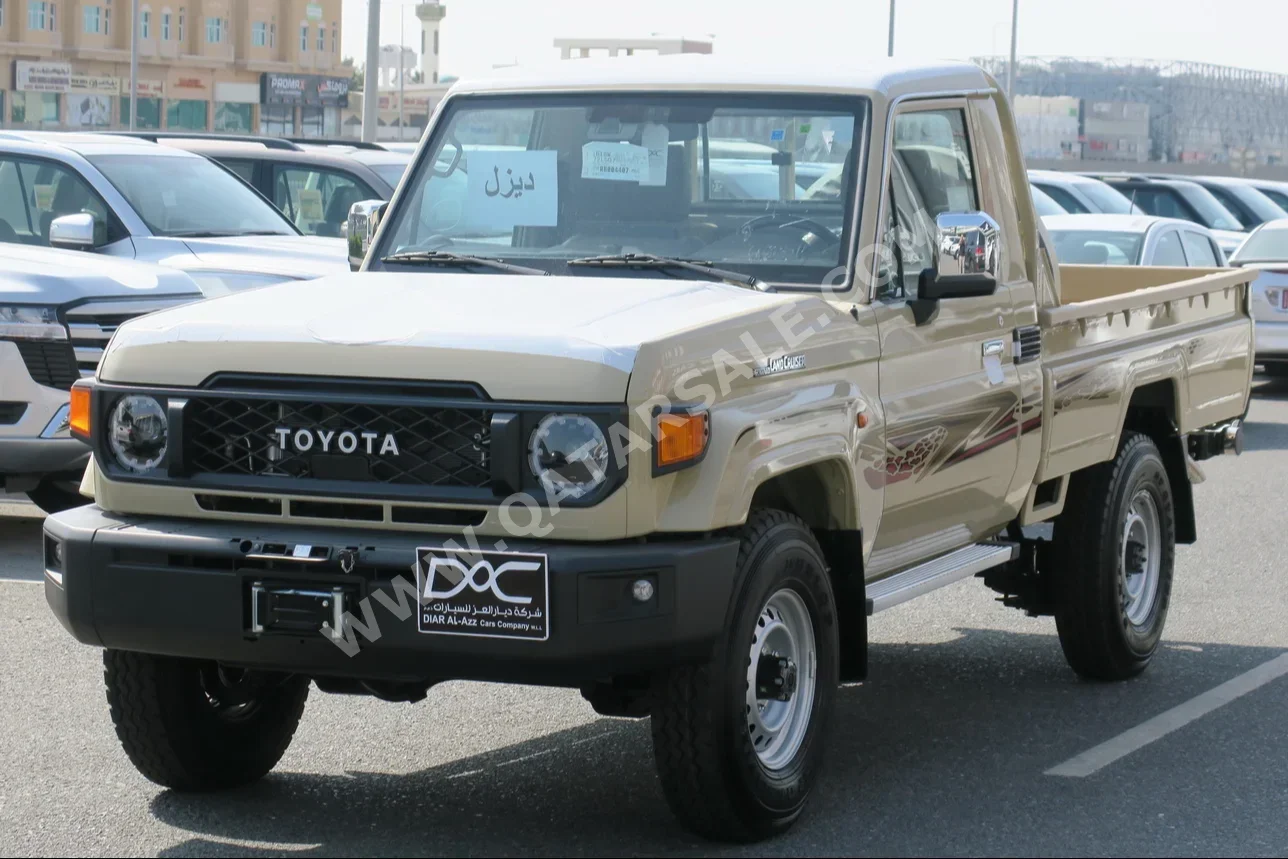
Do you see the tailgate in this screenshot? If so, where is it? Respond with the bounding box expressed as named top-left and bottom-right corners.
top-left (1036, 265), bottom-right (1255, 481)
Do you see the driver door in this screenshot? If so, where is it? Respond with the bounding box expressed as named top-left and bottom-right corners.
top-left (867, 102), bottom-right (1023, 564)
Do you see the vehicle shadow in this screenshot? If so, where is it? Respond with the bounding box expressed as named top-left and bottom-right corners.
top-left (148, 629), bottom-right (1288, 857)
top-left (1240, 416), bottom-right (1288, 451)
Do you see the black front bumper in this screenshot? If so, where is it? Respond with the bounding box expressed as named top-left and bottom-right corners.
top-left (43, 505), bottom-right (741, 686)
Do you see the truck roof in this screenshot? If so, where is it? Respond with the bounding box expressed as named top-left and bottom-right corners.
top-left (448, 54), bottom-right (994, 99)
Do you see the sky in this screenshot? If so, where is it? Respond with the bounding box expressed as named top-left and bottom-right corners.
top-left (341, 0), bottom-right (1288, 82)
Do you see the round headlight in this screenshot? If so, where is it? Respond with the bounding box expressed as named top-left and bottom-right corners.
top-left (109, 395), bottom-right (168, 473)
top-left (528, 414), bottom-right (610, 500)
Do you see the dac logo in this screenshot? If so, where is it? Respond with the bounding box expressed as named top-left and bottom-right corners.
top-left (422, 556), bottom-right (539, 605)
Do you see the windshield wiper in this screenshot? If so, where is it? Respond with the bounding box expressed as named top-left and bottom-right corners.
top-left (380, 250), bottom-right (549, 276)
top-left (169, 229), bottom-right (287, 238)
top-left (566, 253), bottom-right (772, 292)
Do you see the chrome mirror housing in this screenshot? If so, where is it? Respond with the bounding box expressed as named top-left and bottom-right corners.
top-left (923, 211), bottom-right (1002, 300)
top-left (347, 200), bottom-right (389, 271)
top-left (49, 212), bottom-right (99, 250)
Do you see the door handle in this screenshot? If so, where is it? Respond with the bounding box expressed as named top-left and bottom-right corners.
top-left (982, 339), bottom-right (1006, 357)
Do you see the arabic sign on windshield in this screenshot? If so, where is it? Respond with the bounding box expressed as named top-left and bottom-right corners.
top-left (464, 149), bottom-right (558, 229)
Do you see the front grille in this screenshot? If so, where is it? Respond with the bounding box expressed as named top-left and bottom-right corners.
top-left (65, 298), bottom-right (196, 377)
top-left (15, 340), bottom-right (80, 390)
top-left (185, 397), bottom-right (493, 489)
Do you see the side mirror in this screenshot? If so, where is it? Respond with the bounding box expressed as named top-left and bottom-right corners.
top-left (921, 211), bottom-right (1002, 301)
top-left (347, 199), bottom-right (388, 271)
top-left (49, 212), bottom-right (99, 250)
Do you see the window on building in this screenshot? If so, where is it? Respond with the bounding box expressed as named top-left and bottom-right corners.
top-left (205, 14), bottom-right (220, 42)
top-left (166, 99), bottom-right (207, 131)
top-left (28, 0), bottom-right (46, 30)
top-left (213, 102), bottom-right (252, 133)
top-left (140, 6), bottom-right (149, 38)
top-left (434, 29), bottom-right (438, 55)
top-left (47, 0), bottom-right (53, 29)
top-left (299, 21), bottom-right (306, 51)
top-left (251, 20), bottom-right (265, 46)
top-left (269, 22), bottom-right (275, 46)
top-left (316, 24), bottom-right (323, 50)
top-left (162, 8), bottom-right (170, 40)
top-left (104, 6), bottom-right (109, 33)
top-left (331, 24), bottom-right (336, 52)
top-left (177, 7), bottom-right (183, 41)
top-left (120, 96), bottom-right (161, 129)
top-left (11, 92), bottom-right (59, 127)
top-left (82, 3), bottom-right (99, 32)
top-left (259, 103), bottom-right (294, 136)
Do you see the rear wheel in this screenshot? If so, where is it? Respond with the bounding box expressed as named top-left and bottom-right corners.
top-left (104, 650), bottom-right (309, 791)
top-left (649, 509), bottom-right (838, 842)
top-left (1052, 432), bottom-right (1176, 681)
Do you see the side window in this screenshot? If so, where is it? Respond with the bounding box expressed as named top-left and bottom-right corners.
top-left (220, 158), bottom-right (257, 185)
top-left (879, 108), bottom-right (977, 301)
top-left (1203, 186), bottom-right (1252, 226)
top-left (1036, 183), bottom-right (1090, 214)
top-left (1181, 230), bottom-right (1219, 267)
top-left (273, 165), bottom-right (373, 237)
top-left (15, 160), bottom-right (118, 245)
top-left (0, 159), bottom-right (36, 242)
top-left (1152, 229), bottom-right (1187, 266)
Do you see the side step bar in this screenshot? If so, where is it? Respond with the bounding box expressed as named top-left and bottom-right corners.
top-left (866, 541), bottom-right (1018, 615)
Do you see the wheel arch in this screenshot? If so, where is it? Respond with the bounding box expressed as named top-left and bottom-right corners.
top-left (1120, 378), bottom-right (1196, 544)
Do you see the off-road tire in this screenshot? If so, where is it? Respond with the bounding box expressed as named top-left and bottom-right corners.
top-left (104, 650), bottom-right (310, 791)
top-left (1052, 432), bottom-right (1176, 681)
top-left (26, 481), bottom-right (86, 515)
top-left (649, 509), bottom-right (839, 842)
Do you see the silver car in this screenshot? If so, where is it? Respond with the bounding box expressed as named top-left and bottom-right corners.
top-left (1042, 213), bottom-right (1226, 267)
top-left (0, 131), bottom-right (348, 295)
top-left (1228, 218), bottom-right (1288, 377)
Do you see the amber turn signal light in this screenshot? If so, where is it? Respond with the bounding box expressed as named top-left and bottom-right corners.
top-left (69, 382), bottom-right (93, 442)
top-left (655, 411), bottom-right (709, 474)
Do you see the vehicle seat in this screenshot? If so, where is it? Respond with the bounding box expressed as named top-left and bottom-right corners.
top-left (318, 185), bottom-right (364, 237)
top-left (40, 177), bottom-right (91, 243)
top-left (1067, 242), bottom-right (1110, 265)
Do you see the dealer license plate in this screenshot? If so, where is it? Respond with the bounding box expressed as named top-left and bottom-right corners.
top-left (415, 548), bottom-right (549, 641)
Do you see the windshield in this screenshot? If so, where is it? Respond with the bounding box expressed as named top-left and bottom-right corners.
top-left (1031, 185), bottom-right (1065, 217)
top-left (1048, 229), bottom-right (1144, 265)
top-left (1077, 180), bottom-right (1137, 215)
top-left (374, 93), bottom-right (868, 284)
top-left (1172, 183), bottom-right (1244, 232)
top-left (372, 163), bottom-right (410, 189)
top-left (1231, 224), bottom-right (1288, 263)
top-left (86, 153), bottom-right (296, 237)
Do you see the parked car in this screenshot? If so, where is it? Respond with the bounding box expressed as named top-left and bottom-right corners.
top-left (1030, 183), bottom-right (1066, 216)
top-left (1227, 217), bottom-right (1288, 377)
top-left (45, 56), bottom-right (1254, 843)
top-left (1042, 214), bottom-right (1226, 267)
top-left (1028, 169), bottom-right (1141, 214)
top-left (0, 132), bottom-right (348, 294)
top-left (1241, 178), bottom-right (1288, 211)
top-left (1080, 173), bottom-right (1247, 255)
top-left (1173, 175), bottom-right (1288, 229)
top-left (0, 245), bottom-right (204, 512)
top-left (111, 133), bottom-right (411, 238)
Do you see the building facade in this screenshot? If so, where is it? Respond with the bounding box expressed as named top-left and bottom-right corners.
top-left (0, 0), bottom-right (348, 135)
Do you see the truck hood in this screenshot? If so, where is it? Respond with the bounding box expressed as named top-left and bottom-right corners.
top-left (98, 272), bottom-right (796, 401)
top-left (167, 235), bottom-right (349, 282)
top-left (0, 244), bottom-right (205, 304)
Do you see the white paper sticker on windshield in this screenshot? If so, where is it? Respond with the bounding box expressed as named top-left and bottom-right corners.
top-left (465, 149), bottom-right (558, 229)
top-left (582, 141), bottom-right (648, 182)
top-left (298, 188), bottom-right (324, 221)
top-left (640, 123), bottom-right (669, 187)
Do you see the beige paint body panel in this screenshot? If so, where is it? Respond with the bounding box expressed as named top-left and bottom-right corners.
top-left (85, 60), bottom-right (1255, 584)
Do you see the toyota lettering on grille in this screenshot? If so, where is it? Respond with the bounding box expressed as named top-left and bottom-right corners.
top-left (273, 427), bottom-right (401, 457)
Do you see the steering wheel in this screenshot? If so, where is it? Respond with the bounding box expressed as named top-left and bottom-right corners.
top-left (739, 212), bottom-right (842, 255)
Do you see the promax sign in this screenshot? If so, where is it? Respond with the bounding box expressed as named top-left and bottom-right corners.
top-left (260, 73), bottom-right (349, 107)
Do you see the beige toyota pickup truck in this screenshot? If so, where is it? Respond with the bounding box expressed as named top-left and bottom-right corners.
top-left (45, 56), bottom-right (1253, 842)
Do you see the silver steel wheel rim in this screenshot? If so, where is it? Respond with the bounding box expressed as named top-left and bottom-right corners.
top-left (1121, 489), bottom-right (1162, 626)
top-left (745, 588), bottom-right (817, 771)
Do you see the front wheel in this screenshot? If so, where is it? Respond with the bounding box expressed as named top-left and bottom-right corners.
top-left (104, 650), bottom-right (309, 791)
top-left (650, 509), bottom-right (839, 842)
top-left (1052, 432), bottom-right (1176, 681)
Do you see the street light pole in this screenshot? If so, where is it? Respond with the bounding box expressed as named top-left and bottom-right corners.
top-left (362, 0), bottom-right (381, 143)
top-left (128, 0), bottom-right (138, 129)
top-left (887, 0), bottom-right (895, 57)
top-left (1006, 0), bottom-right (1019, 100)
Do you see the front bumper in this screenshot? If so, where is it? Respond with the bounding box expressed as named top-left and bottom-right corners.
top-left (43, 505), bottom-right (741, 686)
top-left (0, 341), bottom-right (88, 483)
top-left (1254, 319), bottom-right (1288, 361)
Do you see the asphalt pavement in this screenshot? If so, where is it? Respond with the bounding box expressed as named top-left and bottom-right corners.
top-left (2, 380), bottom-right (1287, 857)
